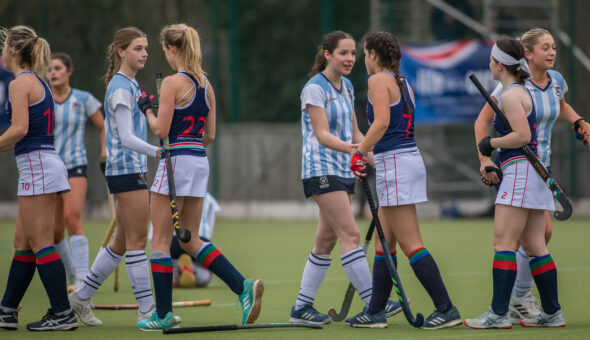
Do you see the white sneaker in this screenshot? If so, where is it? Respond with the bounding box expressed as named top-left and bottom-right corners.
top-left (137, 304), bottom-right (156, 322)
top-left (69, 292), bottom-right (102, 326)
top-left (464, 307), bottom-right (511, 329)
top-left (521, 309), bottom-right (566, 328)
top-left (509, 293), bottom-right (541, 324)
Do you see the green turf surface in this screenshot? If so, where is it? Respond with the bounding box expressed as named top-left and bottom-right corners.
top-left (0, 217), bottom-right (589, 339)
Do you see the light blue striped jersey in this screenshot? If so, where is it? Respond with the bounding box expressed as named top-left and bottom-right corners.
top-left (104, 72), bottom-right (149, 176)
top-left (300, 73), bottom-right (355, 179)
top-left (491, 70), bottom-right (567, 167)
top-left (54, 88), bottom-right (102, 169)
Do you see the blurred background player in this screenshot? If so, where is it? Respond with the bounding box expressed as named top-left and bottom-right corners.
top-left (48, 52), bottom-right (106, 292)
top-left (68, 27), bottom-right (160, 327)
top-left (465, 36), bottom-right (564, 329)
top-left (138, 24), bottom-right (263, 330)
top-left (292, 30), bottom-right (401, 326)
top-left (0, 56), bottom-right (15, 130)
top-left (474, 28), bottom-right (589, 325)
top-left (346, 32), bottom-right (461, 329)
top-left (0, 25), bottom-right (77, 331)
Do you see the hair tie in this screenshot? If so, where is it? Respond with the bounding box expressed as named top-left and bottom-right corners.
top-left (183, 26), bottom-right (188, 32)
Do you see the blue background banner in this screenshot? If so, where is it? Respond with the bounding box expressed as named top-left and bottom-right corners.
top-left (401, 40), bottom-right (497, 125)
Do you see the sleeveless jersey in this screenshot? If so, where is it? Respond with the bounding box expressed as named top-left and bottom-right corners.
top-left (6, 71), bottom-right (55, 156)
top-left (366, 71), bottom-right (417, 155)
top-left (300, 73), bottom-right (355, 179)
top-left (104, 72), bottom-right (148, 176)
top-left (161, 72), bottom-right (209, 157)
top-left (494, 83), bottom-right (538, 165)
top-left (491, 70), bottom-right (566, 167)
top-left (54, 88), bottom-right (102, 168)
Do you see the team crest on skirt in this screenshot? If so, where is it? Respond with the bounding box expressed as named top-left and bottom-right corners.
top-left (319, 176), bottom-right (329, 188)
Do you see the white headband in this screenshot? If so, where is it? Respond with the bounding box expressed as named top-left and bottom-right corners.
top-left (491, 43), bottom-right (531, 75)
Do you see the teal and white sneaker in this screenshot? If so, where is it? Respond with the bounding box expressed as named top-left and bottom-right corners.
top-left (239, 279), bottom-right (264, 324)
top-left (385, 299), bottom-right (407, 317)
top-left (345, 308), bottom-right (387, 328)
top-left (137, 312), bottom-right (181, 331)
top-left (422, 305), bottom-right (462, 329)
top-left (520, 309), bottom-right (566, 328)
top-left (290, 304), bottom-right (332, 325)
top-left (464, 307), bottom-right (511, 329)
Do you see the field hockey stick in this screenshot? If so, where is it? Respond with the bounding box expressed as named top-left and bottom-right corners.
top-left (328, 218), bottom-right (376, 321)
top-left (469, 74), bottom-right (573, 220)
top-left (155, 72), bottom-right (191, 242)
top-left (93, 299), bottom-right (211, 310)
top-left (162, 322), bottom-right (322, 334)
top-left (361, 178), bottom-right (424, 328)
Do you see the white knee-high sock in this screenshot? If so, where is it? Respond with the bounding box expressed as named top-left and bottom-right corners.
top-left (295, 253), bottom-right (331, 308)
top-left (77, 246), bottom-right (122, 300)
top-left (341, 247), bottom-right (373, 306)
top-left (55, 238), bottom-right (76, 285)
top-left (512, 245), bottom-right (534, 297)
top-left (126, 250), bottom-right (154, 313)
top-left (69, 234), bottom-right (89, 284)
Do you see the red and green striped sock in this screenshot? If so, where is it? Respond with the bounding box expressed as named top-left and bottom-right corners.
top-left (0, 250), bottom-right (36, 310)
top-left (196, 242), bottom-right (244, 295)
top-left (491, 251), bottom-right (517, 315)
top-left (530, 254), bottom-right (560, 314)
top-left (151, 253), bottom-right (173, 318)
top-left (36, 246), bottom-right (70, 314)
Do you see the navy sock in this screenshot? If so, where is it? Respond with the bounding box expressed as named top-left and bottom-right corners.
top-left (409, 247), bottom-right (452, 313)
top-left (1, 250), bottom-right (36, 309)
top-left (530, 254), bottom-right (560, 314)
top-left (196, 242), bottom-right (245, 295)
top-left (491, 251), bottom-right (517, 315)
top-left (36, 246), bottom-right (71, 314)
top-left (151, 252), bottom-right (173, 318)
top-left (367, 251), bottom-right (394, 314)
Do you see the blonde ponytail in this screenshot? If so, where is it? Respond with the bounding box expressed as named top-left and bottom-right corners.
top-left (160, 24), bottom-right (206, 88)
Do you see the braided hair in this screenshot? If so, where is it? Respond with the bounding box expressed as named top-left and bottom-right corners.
top-left (364, 32), bottom-right (412, 115)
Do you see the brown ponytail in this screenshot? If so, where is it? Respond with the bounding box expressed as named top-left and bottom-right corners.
top-left (364, 32), bottom-right (412, 114)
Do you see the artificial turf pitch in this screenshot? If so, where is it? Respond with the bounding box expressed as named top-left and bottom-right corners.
top-left (0, 217), bottom-right (589, 339)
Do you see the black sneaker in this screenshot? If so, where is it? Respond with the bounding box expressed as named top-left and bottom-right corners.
top-left (0, 309), bottom-right (18, 330)
top-left (421, 305), bottom-right (462, 329)
top-left (26, 309), bottom-right (78, 331)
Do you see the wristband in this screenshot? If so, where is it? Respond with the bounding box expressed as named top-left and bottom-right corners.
top-left (355, 149), bottom-right (366, 157)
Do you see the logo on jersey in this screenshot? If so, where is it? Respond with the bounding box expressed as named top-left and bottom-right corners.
top-left (553, 85), bottom-right (562, 98)
top-left (328, 97), bottom-right (336, 102)
top-left (319, 176), bottom-right (329, 189)
top-left (347, 89), bottom-right (353, 99)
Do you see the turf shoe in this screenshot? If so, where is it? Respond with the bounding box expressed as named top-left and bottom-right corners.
top-left (385, 298), bottom-right (407, 317)
top-left (178, 254), bottom-right (196, 288)
top-left (137, 304), bottom-right (156, 322)
top-left (137, 311), bottom-right (181, 331)
top-left (69, 292), bottom-right (102, 326)
top-left (464, 307), bottom-right (511, 329)
top-left (0, 309), bottom-right (18, 330)
top-left (239, 279), bottom-right (264, 324)
top-left (289, 304), bottom-right (332, 325)
top-left (26, 309), bottom-right (78, 331)
top-left (421, 305), bottom-right (462, 329)
top-left (345, 308), bottom-right (387, 328)
top-left (520, 309), bottom-right (566, 328)
top-left (509, 293), bottom-right (541, 324)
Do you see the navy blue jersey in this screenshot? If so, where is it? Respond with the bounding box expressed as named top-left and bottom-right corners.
top-left (494, 83), bottom-right (538, 165)
top-left (161, 72), bottom-right (209, 157)
top-left (6, 71), bottom-right (55, 156)
top-left (367, 71), bottom-right (417, 155)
